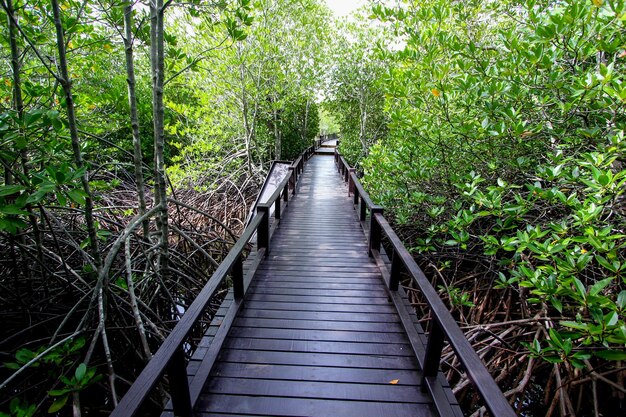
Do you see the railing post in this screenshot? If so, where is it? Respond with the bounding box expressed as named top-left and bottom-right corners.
top-left (421, 318), bottom-right (446, 390)
top-left (168, 348), bottom-right (192, 417)
top-left (389, 249), bottom-right (401, 291)
top-left (353, 186), bottom-right (359, 205)
top-left (289, 166), bottom-right (296, 195)
top-left (283, 182), bottom-right (289, 203)
top-left (368, 207), bottom-right (383, 257)
top-left (359, 197), bottom-right (367, 221)
top-left (257, 204), bottom-right (270, 256)
top-left (348, 168), bottom-right (355, 195)
top-left (233, 254), bottom-right (244, 300)
top-left (275, 196), bottom-right (281, 220)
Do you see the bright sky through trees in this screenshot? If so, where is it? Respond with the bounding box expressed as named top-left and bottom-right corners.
top-left (325, 0), bottom-right (366, 16)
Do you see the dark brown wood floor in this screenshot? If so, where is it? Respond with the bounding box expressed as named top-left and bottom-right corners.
top-left (192, 155), bottom-right (439, 416)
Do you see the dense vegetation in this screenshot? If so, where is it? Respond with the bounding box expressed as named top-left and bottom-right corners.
top-left (1, 0), bottom-right (624, 416)
top-left (0, 0), bottom-right (325, 415)
top-left (333, 1), bottom-right (625, 416)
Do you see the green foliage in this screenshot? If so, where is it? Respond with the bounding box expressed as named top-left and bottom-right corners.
top-left (270, 98), bottom-right (320, 160)
top-left (4, 337), bottom-right (86, 371)
top-left (0, 106), bottom-right (91, 233)
top-left (440, 285), bottom-right (475, 309)
top-left (325, 16), bottom-right (389, 165)
top-left (442, 135), bottom-right (626, 360)
top-left (166, 0), bottom-right (330, 186)
top-left (47, 363), bottom-right (102, 414)
top-left (2, 338), bottom-right (99, 415)
top-left (0, 0), bottom-right (326, 415)
top-left (318, 108), bottom-right (340, 136)
top-left (357, 0), bottom-right (626, 369)
top-left (0, 398), bottom-right (35, 417)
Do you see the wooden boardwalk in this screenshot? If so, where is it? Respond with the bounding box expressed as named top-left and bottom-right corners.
top-left (114, 142), bottom-right (513, 417)
top-left (186, 155), bottom-right (457, 416)
top-left (109, 141), bottom-right (516, 417)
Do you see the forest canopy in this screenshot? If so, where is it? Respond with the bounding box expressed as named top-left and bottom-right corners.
top-left (1, 0), bottom-right (625, 416)
top-left (333, 1), bottom-right (626, 415)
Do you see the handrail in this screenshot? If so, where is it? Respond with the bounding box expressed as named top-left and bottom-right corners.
top-left (334, 148), bottom-right (515, 417)
top-left (111, 144), bottom-right (315, 417)
top-left (315, 133), bottom-right (339, 149)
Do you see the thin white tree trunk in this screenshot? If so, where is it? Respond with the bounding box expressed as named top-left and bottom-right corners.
top-left (150, 0), bottom-right (169, 276)
top-left (50, 0), bottom-right (101, 269)
top-left (123, 2), bottom-right (150, 239)
top-left (237, 47), bottom-right (254, 173)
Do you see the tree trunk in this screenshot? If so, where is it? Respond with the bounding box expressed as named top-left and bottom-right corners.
top-left (237, 47), bottom-right (254, 173)
top-left (123, 0), bottom-right (152, 364)
top-left (359, 88), bottom-right (368, 155)
top-left (273, 95), bottom-right (281, 160)
top-left (123, 2), bottom-right (150, 240)
top-left (4, 0), bottom-right (21, 186)
top-left (150, 0), bottom-right (169, 278)
top-left (51, 1), bottom-right (105, 413)
top-left (5, 0), bottom-right (42, 288)
top-left (50, 0), bottom-right (101, 270)
top-left (301, 97), bottom-right (310, 146)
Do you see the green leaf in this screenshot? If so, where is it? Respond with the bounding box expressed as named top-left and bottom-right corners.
top-left (617, 291), bottom-right (626, 309)
top-left (596, 254), bottom-right (618, 273)
top-left (3, 362), bottom-right (20, 370)
top-left (47, 394), bottom-right (68, 413)
top-left (25, 190), bottom-right (46, 204)
top-left (75, 363), bottom-right (87, 381)
top-left (0, 217), bottom-right (28, 234)
top-left (24, 109), bottom-right (44, 127)
top-left (15, 348), bottom-right (34, 364)
top-left (57, 192), bottom-right (67, 207)
top-left (52, 117), bottom-right (64, 132)
top-left (67, 189), bottom-right (86, 205)
top-left (604, 311), bottom-right (618, 327)
top-left (598, 174), bottom-right (610, 186)
top-left (0, 185), bottom-right (25, 196)
top-left (48, 388), bottom-right (71, 397)
top-left (594, 350), bottom-right (626, 360)
top-left (589, 277), bottom-right (613, 296)
top-left (0, 206), bottom-right (30, 216)
top-left (549, 328), bottom-right (563, 348)
top-left (550, 296), bottom-right (563, 313)
top-left (561, 321), bottom-right (588, 331)
top-left (573, 278), bottom-right (586, 299)
top-left (68, 337), bottom-right (86, 352)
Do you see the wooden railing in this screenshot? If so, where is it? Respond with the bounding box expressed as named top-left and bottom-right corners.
top-left (110, 145), bottom-right (315, 417)
top-left (335, 149), bottom-right (516, 417)
top-left (315, 133), bottom-right (338, 149)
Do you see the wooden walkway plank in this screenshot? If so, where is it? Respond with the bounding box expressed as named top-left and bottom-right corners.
top-left (228, 327), bottom-right (413, 344)
top-left (195, 395), bottom-right (436, 417)
top-left (189, 154), bottom-right (457, 417)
